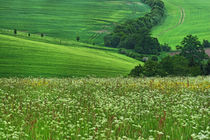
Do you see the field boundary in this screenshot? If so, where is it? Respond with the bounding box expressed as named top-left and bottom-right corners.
top-left (0, 29), bottom-right (118, 52)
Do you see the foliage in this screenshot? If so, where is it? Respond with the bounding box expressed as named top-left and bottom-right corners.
top-left (119, 48), bottom-right (144, 61)
top-left (151, 56), bottom-right (158, 61)
top-left (160, 43), bottom-right (171, 52)
top-left (179, 35), bottom-right (206, 65)
top-left (104, 0), bottom-right (165, 54)
top-left (129, 64), bottom-right (143, 77)
top-left (76, 36), bottom-right (80, 42)
top-left (202, 40), bottom-right (210, 48)
top-left (0, 77), bottom-right (209, 139)
top-left (130, 53), bottom-right (208, 77)
top-left (14, 29), bottom-right (17, 35)
top-left (160, 55), bottom-right (189, 76)
top-left (142, 60), bottom-right (160, 77)
top-left (134, 35), bottom-right (161, 54)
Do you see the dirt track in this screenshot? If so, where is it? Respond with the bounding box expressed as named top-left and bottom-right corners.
top-left (157, 3), bottom-right (185, 36)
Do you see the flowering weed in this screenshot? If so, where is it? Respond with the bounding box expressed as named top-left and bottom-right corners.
top-left (0, 77), bottom-right (209, 139)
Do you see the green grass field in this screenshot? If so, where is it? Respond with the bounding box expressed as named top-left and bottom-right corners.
top-left (0, 77), bottom-right (209, 139)
top-left (0, 32), bottom-right (140, 77)
top-left (152, 0), bottom-right (210, 49)
top-left (0, 0), bottom-right (150, 45)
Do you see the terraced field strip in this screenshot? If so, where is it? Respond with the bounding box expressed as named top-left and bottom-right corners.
top-left (0, 0), bottom-right (150, 44)
top-left (152, 0), bottom-right (210, 49)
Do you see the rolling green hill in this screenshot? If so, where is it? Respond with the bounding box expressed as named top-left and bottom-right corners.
top-left (0, 0), bottom-right (150, 45)
top-left (0, 32), bottom-right (140, 77)
top-left (152, 0), bottom-right (210, 49)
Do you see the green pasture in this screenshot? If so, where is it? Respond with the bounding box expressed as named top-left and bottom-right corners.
top-left (0, 0), bottom-right (150, 45)
top-left (0, 33), bottom-right (140, 77)
top-left (152, 0), bottom-right (210, 49)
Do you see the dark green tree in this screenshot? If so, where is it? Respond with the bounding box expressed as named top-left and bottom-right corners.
top-left (14, 29), bottom-right (17, 35)
top-left (104, 0), bottom-right (165, 55)
top-left (160, 55), bottom-right (189, 76)
top-left (180, 35), bottom-right (206, 65)
top-left (202, 40), bottom-right (210, 48)
top-left (76, 36), bottom-right (80, 42)
top-left (142, 60), bottom-right (160, 77)
top-left (161, 43), bottom-right (171, 52)
top-left (104, 33), bottom-right (121, 48)
top-left (135, 36), bottom-right (160, 54)
top-left (129, 64), bottom-right (143, 77)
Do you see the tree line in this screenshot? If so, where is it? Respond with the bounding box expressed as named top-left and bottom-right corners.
top-left (104, 0), bottom-right (165, 55)
top-left (129, 35), bottom-right (210, 77)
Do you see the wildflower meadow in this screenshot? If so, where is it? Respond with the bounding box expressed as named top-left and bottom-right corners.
top-left (0, 77), bottom-right (209, 139)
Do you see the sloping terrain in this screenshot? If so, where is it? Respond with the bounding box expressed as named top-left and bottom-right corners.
top-left (152, 0), bottom-right (210, 49)
top-left (0, 0), bottom-right (150, 44)
top-left (0, 33), bottom-right (140, 77)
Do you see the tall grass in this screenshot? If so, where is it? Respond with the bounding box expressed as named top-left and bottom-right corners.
top-left (0, 77), bottom-right (209, 139)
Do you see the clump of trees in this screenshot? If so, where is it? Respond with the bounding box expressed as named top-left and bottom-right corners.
top-left (104, 0), bottom-right (165, 55)
top-left (130, 35), bottom-right (210, 77)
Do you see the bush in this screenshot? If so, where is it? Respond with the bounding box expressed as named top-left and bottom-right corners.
top-left (119, 48), bottom-right (144, 61)
top-left (202, 40), bottom-right (210, 48)
top-left (14, 29), bottom-right (17, 35)
top-left (160, 43), bottom-right (171, 52)
top-left (129, 55), bottom-right (202, 77)
top-left (151, 56), bottom-right (158, 61)
top-left (142, 60), bottom-right (160, 77)
top-left (129, 64), bottom-right (143, 77)
top-left (188, 66), bottom-right (203, 76)
top-left (76, 36), bottom-right (80, 42)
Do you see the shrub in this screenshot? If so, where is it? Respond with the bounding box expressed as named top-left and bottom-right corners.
top-left (142, 60), bottom-right (160, 77)
top-left (202, 40), bottom-right (210, 48)
top-left (129, 64), bottom-right (143, 77)
top-left (76, 36), bottom-right (80, 42)
top-left (14, 29), bottom-right (17, 35)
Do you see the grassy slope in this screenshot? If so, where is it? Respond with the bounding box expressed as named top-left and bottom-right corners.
top-left (0, 0), bottom-right (150, 45)
top-left (0, 33), bottom-right (140, 77)
top-left (152, 0), bottom-right (210, 49)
